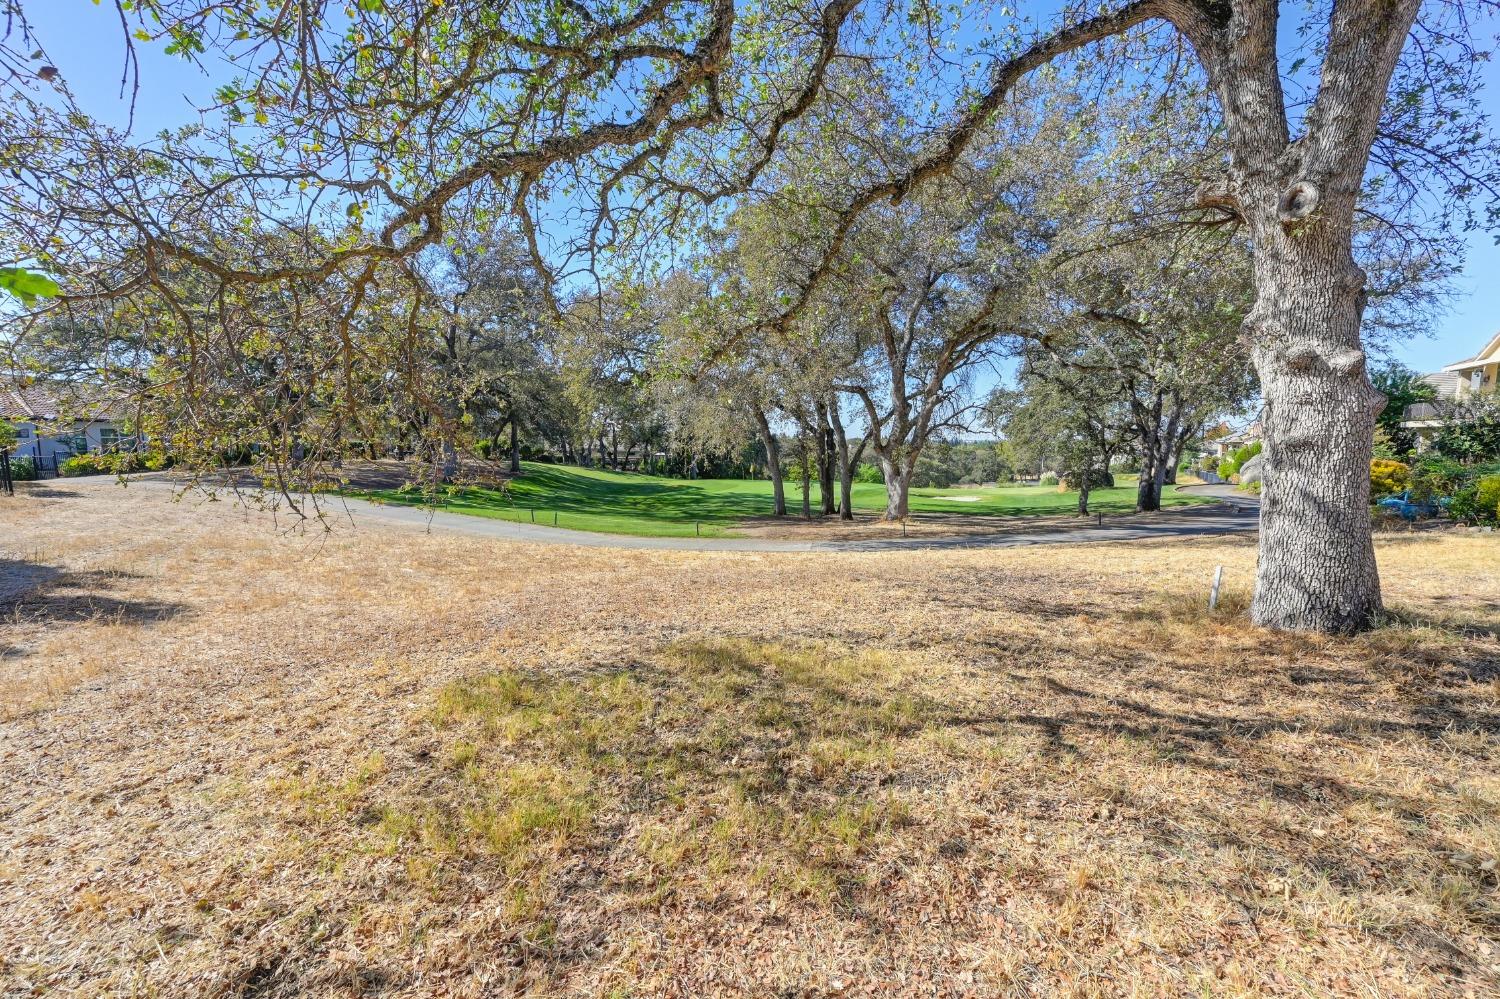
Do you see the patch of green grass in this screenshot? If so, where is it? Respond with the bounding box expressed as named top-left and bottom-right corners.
top-left (358, 461), bottom-right (1209, 538)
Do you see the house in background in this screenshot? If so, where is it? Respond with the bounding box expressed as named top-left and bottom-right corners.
top-left (2, 380), bottom-right (133, 465)
top-left (1211, 418), bottom-right (1262, 460)
top-left (1400, 331), bottom-right (1500, 446)
top-left (1442, 331), bottom-right (1500, 397)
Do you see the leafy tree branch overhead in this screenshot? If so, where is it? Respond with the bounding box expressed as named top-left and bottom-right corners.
top-left (1, 0), bottom-right (1497, 634)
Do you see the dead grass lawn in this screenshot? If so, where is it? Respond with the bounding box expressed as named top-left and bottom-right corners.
top-left (1, 478), bottom-right (1497, 998)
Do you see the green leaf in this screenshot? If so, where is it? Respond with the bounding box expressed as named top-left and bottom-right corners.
top-left (0, 267), bottom-right (61, 306)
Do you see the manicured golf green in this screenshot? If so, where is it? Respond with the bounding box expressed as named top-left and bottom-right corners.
top-left (359, 462), bottom-right (1210, 538)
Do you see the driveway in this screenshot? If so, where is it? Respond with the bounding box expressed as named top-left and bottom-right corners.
top-left (75, 475), bottom-right (1259, 553)
top-left (1174, 482), bottom-right (1260, 509)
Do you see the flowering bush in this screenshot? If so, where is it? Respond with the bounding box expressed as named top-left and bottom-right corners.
top-left (1369, 458), bottom-right (1410, 498)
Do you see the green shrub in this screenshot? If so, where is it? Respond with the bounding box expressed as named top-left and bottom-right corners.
top-left (1229, 442), bottom-right (1262, 468)
top-left (1410, 455), bottom-right (1500, 509)
top-left (1409, 454), bottom-right (1464, 503)
top-left (59, 454), bottom-right (102, 477)
top-left (1217, 458), bottom-right (1239, 479)
top-left (1447, 486), bottom-right (1483, 525)
top-left (853, 463), bottom-right (883, 484)
top-left (58, 452), bottom-right (130, 477)
top-left (59, 455), bottom-right (93, 477)
top-left (1371, 427), bottom-right (1400, 460)
top-left (1431, 394), bottom-right (1500, 463)
top-left (1477, 474), bottom-right (1500, 524)
top-left (1038, 470), bottom-right (1059, 486)
top-left (7, 455), bottom-right (38, 480)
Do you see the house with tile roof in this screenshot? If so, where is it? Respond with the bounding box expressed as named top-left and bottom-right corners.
top-left (1, 379), bottom-right (134, 467)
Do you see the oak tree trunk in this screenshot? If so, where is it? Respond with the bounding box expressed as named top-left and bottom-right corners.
top-left (827, 396), bottom-right (857, 521)
top-left (1135, 459), bottom-right (1161, 512)
top-left (880, 457), bottom-right (912, 520)
top-left (800, 455), bottom-right (812, 519)
top-left (1246, 235), bottom-right (1383, 632)
top-left (814, 399), bottom-right (836, 516)
top-left (753, 407), bottom-right (786, 516)
top-left (1178, 0), bottom-right (1420, 631)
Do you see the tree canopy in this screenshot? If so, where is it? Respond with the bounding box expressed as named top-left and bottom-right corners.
top-left (2, 0), bottom-right (1498, 632)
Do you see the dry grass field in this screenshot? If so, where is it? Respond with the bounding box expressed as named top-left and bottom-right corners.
top-left (1, 479), bottom-right (1497, 998)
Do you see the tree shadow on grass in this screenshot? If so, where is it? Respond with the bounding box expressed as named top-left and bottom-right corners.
top-left (233, 613), bottom-right (1500, 996)
top-left (0, 559), bottom-right (189, 659)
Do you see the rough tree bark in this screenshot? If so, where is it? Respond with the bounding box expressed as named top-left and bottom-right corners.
top-left (878, 453), bottom-right (915, 519)
top-left (1143, 403), bottom-right (1181, 512)
top-left (1164, 423), bottom-right (1196, 486)
top-left (813, 398), bottom-right (836, 516)
top-left (1175, 0), bottom-right (1419, 631)
top-left (1244, 228), bottom-right (1385, 631)
top-left (508, 414), bottom-right (521, 474)
top-left (1133, 398), bottom-right (1163, 513)
top-left (1124, 389), bottom-right (1182, 513)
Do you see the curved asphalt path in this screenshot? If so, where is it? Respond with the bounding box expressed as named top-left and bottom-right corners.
top-left (71, 475), bottom-right (1259, 553)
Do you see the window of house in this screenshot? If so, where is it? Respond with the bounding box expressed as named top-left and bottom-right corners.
top-left (98, 427), bottom-right (122, 451)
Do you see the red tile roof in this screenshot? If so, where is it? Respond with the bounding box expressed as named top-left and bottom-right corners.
top-left (0, 380), bottom-right (126, 423)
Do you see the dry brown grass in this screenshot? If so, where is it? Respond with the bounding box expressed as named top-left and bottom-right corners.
top-left (1, 477), bottom-right (1497, 998)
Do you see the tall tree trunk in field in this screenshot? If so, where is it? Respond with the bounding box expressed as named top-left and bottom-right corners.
top-left (828, 395), bottom-right (857, 521)
top-left (1243, 223), bottom-right (1384, 631)
top-left (1135, 454), bottom-right (1159, 512)
top-left (1165, 424), bottom-right (1194, 486)
top-left (508, 415), bottom-right (521, 473)
top-left (1176, 0), bottom-right (1420, 631)
top-left (879, 455), bottom-right (913, 520)
top-left (1130, 392), bottom-right (1180, 513)
top-left (799, 437), bottom-right (813, 519)
top-left (814, 399), bottom-right (836, 516)
top-left (753, 406), bottom-right (786, 516)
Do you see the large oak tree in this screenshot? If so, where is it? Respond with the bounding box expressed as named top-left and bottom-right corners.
top-left (2, 0), bottom-right (1496, 632)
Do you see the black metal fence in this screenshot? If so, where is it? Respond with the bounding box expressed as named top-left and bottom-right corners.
top-left (1, 451), bottom-right (62, 491)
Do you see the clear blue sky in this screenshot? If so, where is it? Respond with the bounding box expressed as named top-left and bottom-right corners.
top-left (18, 0), bottom-right (1500, 374)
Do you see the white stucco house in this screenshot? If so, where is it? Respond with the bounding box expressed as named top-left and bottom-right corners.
top-left (2, 381), bottom-right (133, 466)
